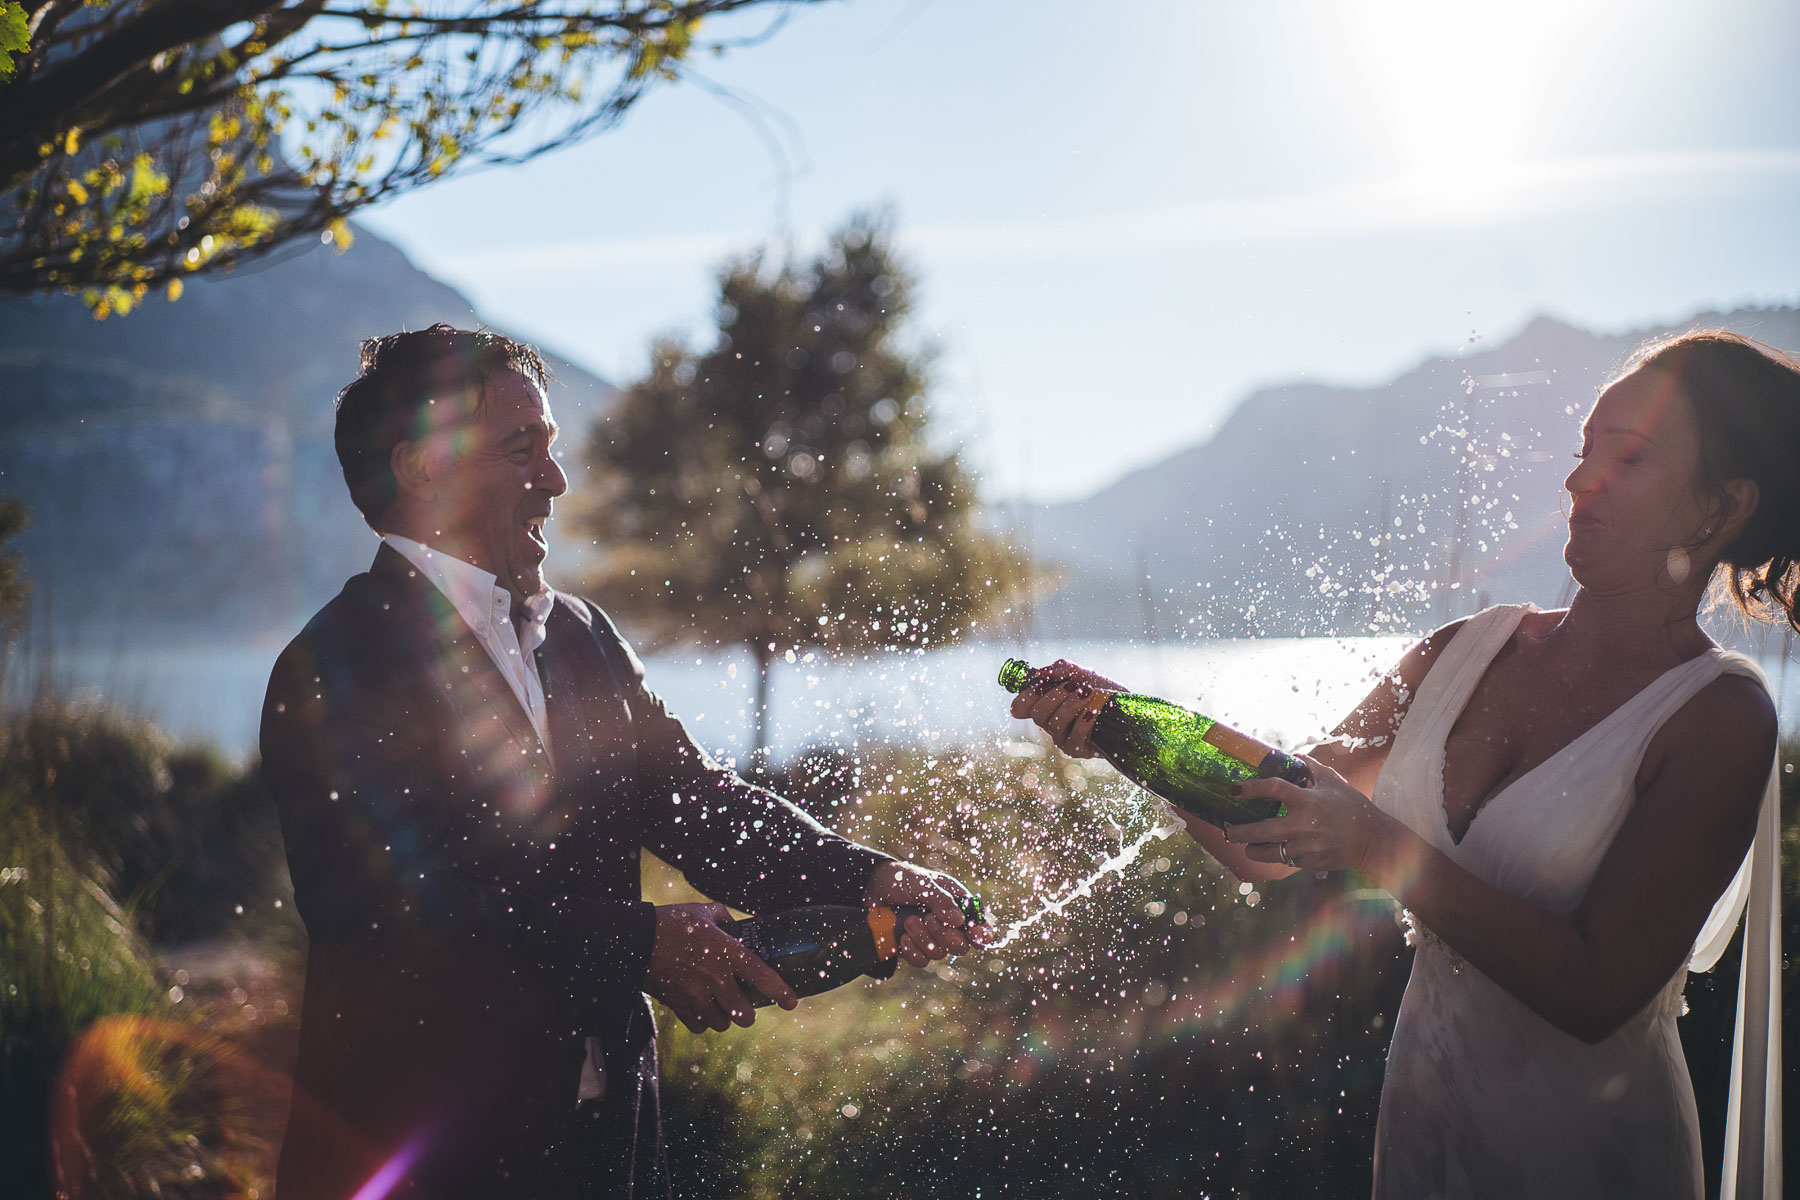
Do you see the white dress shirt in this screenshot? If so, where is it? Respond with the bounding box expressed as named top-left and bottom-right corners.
top-left (382, 534), bottom-right (555, 758)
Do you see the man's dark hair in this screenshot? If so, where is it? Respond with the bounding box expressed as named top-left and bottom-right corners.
top-left (334, 324), bottom-right (550, 529)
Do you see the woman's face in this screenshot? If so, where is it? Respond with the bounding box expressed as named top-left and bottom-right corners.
top-left (1563, 366), bottom-right (1713, 590)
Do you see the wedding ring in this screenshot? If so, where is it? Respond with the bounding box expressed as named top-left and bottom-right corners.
top-left (1278, 841), bottom-right (1292, 866)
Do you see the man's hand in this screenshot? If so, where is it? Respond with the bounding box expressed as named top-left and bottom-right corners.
top-left (864, 863), bottom-right (993, 967)
top-left (643, 902), bottom-right (798, 1033)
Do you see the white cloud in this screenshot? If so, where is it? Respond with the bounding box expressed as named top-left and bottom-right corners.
top-left (415, 147), bottom-right (1800, 282)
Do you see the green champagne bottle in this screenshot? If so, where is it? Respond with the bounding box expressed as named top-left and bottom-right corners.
top-left (998, 658), bottom-right (1310, 827)
top-left (725, 898), bottom-right (983, 1007)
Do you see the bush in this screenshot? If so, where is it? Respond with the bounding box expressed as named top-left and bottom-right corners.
top-left (656, 739), bottom-right (1412, 1198)
top-left (1, 781), bottom-right (164, 1193)
top-left (657, 733), bottom-right (1798, 1199)
top-left (0, 698), bottom-right (293, 947)
top-left (0, 698), bottom-right (296, 1197)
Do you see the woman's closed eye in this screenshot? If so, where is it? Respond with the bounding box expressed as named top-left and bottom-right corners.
top-left (1572, 445), bottom-right (1641, 466)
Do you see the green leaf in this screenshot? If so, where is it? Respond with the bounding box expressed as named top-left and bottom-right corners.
top-left (0, 2), bottom-right (28, 81)
top-left (126, 155), bottom-right (171, 206)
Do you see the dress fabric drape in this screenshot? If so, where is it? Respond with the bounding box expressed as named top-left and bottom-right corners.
top-left (1368, 604), bottom-right (1781, 1200)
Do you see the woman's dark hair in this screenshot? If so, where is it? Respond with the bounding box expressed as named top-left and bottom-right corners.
top-left (333, 324), bottom-right (549, 529)
top-left (1625, 329), bottom-right (1800, 632)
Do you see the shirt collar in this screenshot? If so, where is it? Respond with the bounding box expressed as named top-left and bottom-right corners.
top-left (382, 533), bottom-right (553, 649)
top-left (516, 587), bottom-right (554, 655)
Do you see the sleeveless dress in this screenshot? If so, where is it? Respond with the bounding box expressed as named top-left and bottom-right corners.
top-left (1369, 604), bottom-right (1781, 1200)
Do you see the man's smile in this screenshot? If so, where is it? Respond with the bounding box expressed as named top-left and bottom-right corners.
top-left (523, 510), bottom-right (549, 553)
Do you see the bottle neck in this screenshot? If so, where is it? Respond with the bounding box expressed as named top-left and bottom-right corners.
top-left (866, 897), bottom-right (984, 961)
top-left (866, 906), bottom-right (899, 960)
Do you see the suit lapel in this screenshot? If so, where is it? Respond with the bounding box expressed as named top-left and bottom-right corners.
top-left (537, 597), bottom-right (636, 789)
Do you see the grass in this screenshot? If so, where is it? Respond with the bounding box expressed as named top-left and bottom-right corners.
top-left (653, 740), bottom-right (1414, 1198)
top-left (2, 691), bottom-right (1793, 1199)
top-left (652, 734), bottom-right (1800, 1199)
top-left (1, 780), bottom-right (184, 1194)
top-left (0, 697), bottom-right (294, 1198)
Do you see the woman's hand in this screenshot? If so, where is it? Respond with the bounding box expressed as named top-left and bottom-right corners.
top-left (1007, 659), bottom-right (1125, 758)
top-left (1221, 753), bottom-right (1401, 873)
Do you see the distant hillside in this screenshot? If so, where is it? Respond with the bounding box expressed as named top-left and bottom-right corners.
top-left (1022, 305), bottom-right (1800, 639)
top-left (6, 250), bottom-right (1794, 650)
top-left (0, 228), bottom-right (615, 638)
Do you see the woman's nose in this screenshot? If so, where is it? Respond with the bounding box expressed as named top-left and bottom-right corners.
top-left (1564, 455), bottom-right (1599, 498)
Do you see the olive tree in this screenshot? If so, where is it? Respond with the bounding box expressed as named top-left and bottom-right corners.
top-left (581, 212), bottom-right (1028, 761)
top-left (0, 0), bottom-right (822, 316)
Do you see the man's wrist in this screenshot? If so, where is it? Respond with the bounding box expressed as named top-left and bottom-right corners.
top-left (863, 860), bottom-right (904, 904)
top-left (863, 859), bottom-right (935, 905)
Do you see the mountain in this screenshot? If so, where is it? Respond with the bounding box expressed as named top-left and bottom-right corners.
top-left (5, 243), bottom-right (1794, 650)
top-left (0, 227), bottom-right (616, 639)
top-left (1021, 305), bottom-right (1800, 639)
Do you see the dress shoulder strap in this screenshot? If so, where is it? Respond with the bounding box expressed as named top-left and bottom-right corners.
top-left (1404, 604), bottom-right (1532, 741)
top-left (1372, 605), bottom-right (1531, 842)
top-left (1603, 648), bottom-right (1735, 755)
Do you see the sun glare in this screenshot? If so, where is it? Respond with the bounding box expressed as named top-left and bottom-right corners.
top-left (1338, 0), bottom-right (1607, 217)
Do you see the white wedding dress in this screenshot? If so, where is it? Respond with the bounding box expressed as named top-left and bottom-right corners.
top-left (1369, 604), bottom-right (1782, 1200)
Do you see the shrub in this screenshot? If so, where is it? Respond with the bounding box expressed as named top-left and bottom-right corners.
top-left (655, 739), bottom-right (1412, 1198)
top-left (1, 781), bottom-right (164, 1192)
top-left (656, 732), bottom-right (1797, 1198)
top-left (0, 698), bottom-right (293, 947)
top-left (0, 698), bottom-right (296, 1196)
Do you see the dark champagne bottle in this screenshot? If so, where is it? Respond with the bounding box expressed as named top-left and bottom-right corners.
top-left (725, 898), bottom-right (983, 1007)
top-left (998, 658), bottom-right (1310, 827)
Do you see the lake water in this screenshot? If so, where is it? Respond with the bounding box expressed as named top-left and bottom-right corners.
top-left (19, 629), bottom-right (1798, 764)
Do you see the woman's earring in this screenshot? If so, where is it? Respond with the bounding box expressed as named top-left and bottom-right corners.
top-left (1666, 545), bottom-right (1692, 584)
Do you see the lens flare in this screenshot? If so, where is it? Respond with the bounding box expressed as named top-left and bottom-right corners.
top-left (350, 1133), bottom-right (429, 1200)
top-left (1158, 889), bottom-right (1400, 1035)
top-left (50, 1015), bottom-right (280, 1197)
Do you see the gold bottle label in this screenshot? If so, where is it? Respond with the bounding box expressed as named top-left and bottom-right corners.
top-left (1078, 689), bottom-right (1115, 722)
top-left (1201, 722), bottom-right (1278, 770)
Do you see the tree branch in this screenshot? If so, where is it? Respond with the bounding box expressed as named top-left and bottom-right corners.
top-left (1, 0), bottom-right (287, 178)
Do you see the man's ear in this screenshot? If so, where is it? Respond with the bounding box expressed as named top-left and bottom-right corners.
top-left (391, 439), bottom-right (438, 501)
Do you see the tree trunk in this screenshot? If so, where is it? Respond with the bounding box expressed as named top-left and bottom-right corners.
top-left (750, 645), bottom-right (774, 773)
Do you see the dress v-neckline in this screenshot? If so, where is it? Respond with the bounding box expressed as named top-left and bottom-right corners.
top-left (1434, 614), bottom-right (1716, 847)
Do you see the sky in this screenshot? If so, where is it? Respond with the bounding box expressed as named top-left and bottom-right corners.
top-left (359, 0), bottom-right (1800, 505)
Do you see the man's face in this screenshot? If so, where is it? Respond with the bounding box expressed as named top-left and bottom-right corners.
top-left (415, 368), bottom-right (568, 602)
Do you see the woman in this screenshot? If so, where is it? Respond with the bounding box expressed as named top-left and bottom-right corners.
top-left (1011, 330), bottom-right (1792, 1199)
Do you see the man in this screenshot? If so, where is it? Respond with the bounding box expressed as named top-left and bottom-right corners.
top-left (262, 326), bottom-right (981, 1198)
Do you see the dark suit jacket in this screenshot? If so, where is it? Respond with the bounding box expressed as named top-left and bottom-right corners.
top-left (261, 545), bottom-right (890, 1198)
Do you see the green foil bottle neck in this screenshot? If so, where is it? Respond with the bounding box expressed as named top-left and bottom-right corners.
top-left (997, 658), bottom-right (1033, 693)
